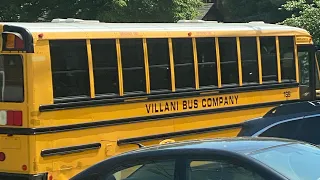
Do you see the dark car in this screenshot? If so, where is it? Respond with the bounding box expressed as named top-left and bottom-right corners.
top-left (238, 100), bottom-right (320, 144)
top-left (70, 137), bottom-right (320, 180)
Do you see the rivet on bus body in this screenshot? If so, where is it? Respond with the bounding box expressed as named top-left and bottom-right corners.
top-left (22, 164), bottom-right (27, 171)
top-left (188, 32), bottom-right (192, 36)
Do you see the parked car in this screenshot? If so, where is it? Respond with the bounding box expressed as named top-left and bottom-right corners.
top-left (70, 137), bottom-right (320, 180)
top-left (238, 100), bottom-right (320, 144)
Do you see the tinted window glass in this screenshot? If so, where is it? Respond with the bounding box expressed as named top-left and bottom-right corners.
top-left (260, 37), bottom-right (278, 82)
top-left (50, 40), bottom-right (90, 98)
top-left (0, 55), bottom-right (24, 102)
top-left (279, 36), bottom-right (296, 82)
top-left (240, 37), bottom-right (259, 84)
top-left (91, 39), bottom-right (119, 95)
top-left (294, 116), bottom-right (320, 144)
top-left (120, 39), bottom-right (146, 94)
top-left (105, 160), bottom-right (175, 180)
top-left (259, 119), bottom-right (303, 139)
top-left (172, 38), bottom-right (195, 89)
top-left (196, 38), bottom-right (218, 87)
top-left (188, 160), bottom-right (265, 180)
top-left (219, 37), bottom-right (239, 85)
top-left (147, 38), bottom-right (171, 91)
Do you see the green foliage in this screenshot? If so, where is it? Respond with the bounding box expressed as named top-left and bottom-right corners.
top-left (280, 0), bottom-right (320, 44)
top-left (218, 0), bottom-right (289, 23)
top-left (0, 0), bottom-right (202, 22)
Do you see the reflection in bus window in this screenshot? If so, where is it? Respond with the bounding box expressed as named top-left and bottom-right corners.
top-left (91, 39), bottom-right (119, 96)
top-left (260, 37), bottom-right (278, 82)
top-left (50, 40), bottom-right (90, 99)
top-left (0, 55), bottom-right (24, 102)
top-left (315, 52), bottom-right (320, 90)
top-left (196, 38), bottom-right (218, 88)
top-left (298, 47), bottom-right (311, 100)
top-left (240, 37), bottom-right (259, 84)
top-left (279, 36), bottom-right (296, 82)
top-left (147, 38), bottom-right (171, 92)
top-left (299, 51), bottom-right (310, 86)
top-left (172, 38), bottom-right (195, 89)
top-left (120, 39), bottom-right (146, 94)
top-left (219, 37), bottom-right (239, 86)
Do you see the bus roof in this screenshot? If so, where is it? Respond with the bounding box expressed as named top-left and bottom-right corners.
top-left (0, 21), bottom-right (311, 39)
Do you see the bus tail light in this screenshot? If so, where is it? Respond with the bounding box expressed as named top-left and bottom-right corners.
top-left (0, 110), bottom-right (22, 126)
top-left (2, 32), bottom-right (25, 51)
top-left (0, 152), bottom-right (5, 161)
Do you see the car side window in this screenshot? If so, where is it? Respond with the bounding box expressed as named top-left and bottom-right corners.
top-left (259, 119), bottom-right (303, 139)
top-left (187, 160), bottom-right (265, 180)
top-left (104, 160), bottom-right (176, 180)
top-left (294, 116), bottom-right (320, 144)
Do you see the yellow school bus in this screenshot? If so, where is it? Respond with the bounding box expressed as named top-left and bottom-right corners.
top-left (0, 19), bottom-right (318, 180)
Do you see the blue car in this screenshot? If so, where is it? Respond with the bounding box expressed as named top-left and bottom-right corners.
top-left (71, 137), bottom-right (320, 180)
top-left (238, 100), bottom-right (320, 145)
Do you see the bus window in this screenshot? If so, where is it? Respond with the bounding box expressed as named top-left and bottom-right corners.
top-left (196, 38), bottom-right (218, 88)
top-left (91, 39), bottom-right (119, 96)
top-left (50, 40), bottom-right (90, 99)
top-left (279, 36), bottom-right (296, 82)
top-left (298, 45), bottom-right (316, 100)
top-left (120, 39), bottom-right (146, 94)
top-left (219, 37), bottom-right (239, 86)
top-left (260, 37), bottom-right (278, 83)
top-left (315, 50), bottom-right (320, 98)
top-left (0, 55), bottom-right (24, 102)
top-left (172, 38), bottom-right (195, 89)
top-left (240, 37), bottom-right (259, 84)
top-left (147, 38), bottom-right (171, 92)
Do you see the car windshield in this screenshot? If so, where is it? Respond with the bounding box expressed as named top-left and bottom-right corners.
top-left (249, 143), bottom-right (320, 180)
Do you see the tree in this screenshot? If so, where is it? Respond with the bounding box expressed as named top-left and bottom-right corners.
top-left (217, 0), bottom-right (289, 23)
top-left (280, 0), bottom-right (320, 44)
top-left (0, 0), bottom-right (203, 22)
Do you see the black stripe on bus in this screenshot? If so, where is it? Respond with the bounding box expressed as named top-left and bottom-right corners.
top-left (41, 142), bottom-right (101, 157)
top-left (0, 99), bottom-right (298, 135)
top-left (117, 123), bottom-right (243, 146)
top-left (40, 82), bottom-right (298, 112)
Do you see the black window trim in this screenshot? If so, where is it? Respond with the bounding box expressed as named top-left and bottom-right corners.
top-left (46, 82), bottom-right (298, 111)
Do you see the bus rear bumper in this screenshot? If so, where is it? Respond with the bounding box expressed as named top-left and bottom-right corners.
top-left (0, 172), bottom-right (47, 180)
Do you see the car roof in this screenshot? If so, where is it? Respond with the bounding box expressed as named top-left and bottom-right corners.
top-left (119, 137), bottom-right (300, 155)
top-left (239, 100), bottom-right (320, 137)
top-left (71, 137), bottom-right (305, 180)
